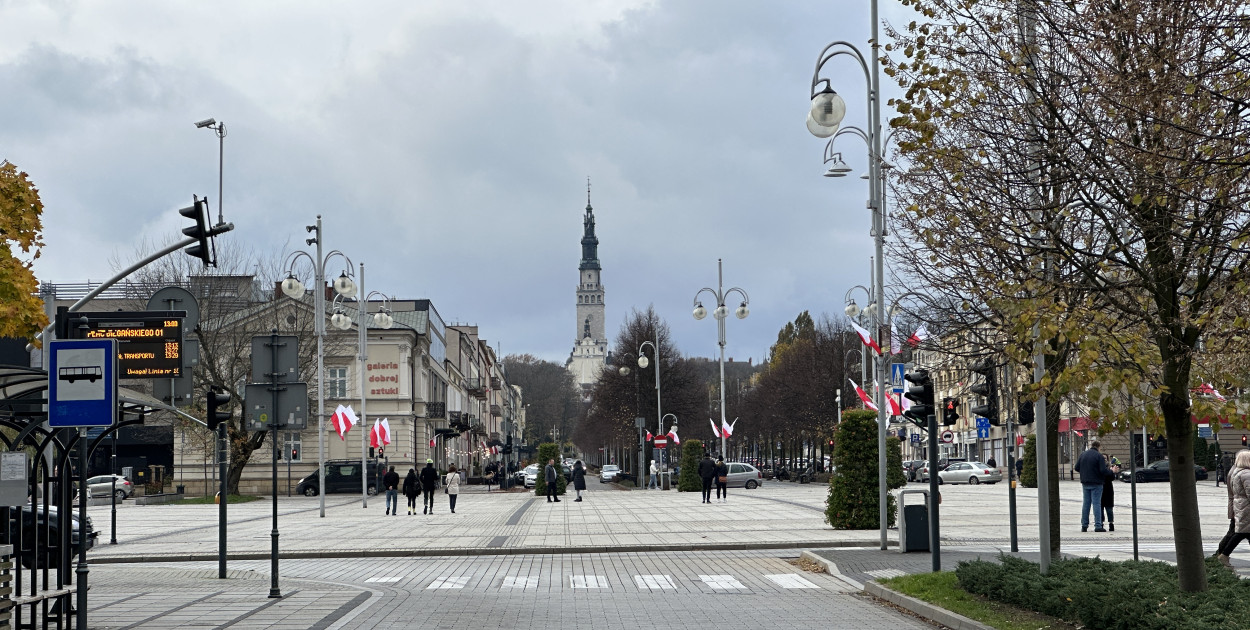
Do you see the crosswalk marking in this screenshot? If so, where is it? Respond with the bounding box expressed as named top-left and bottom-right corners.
top-left (364, 576), bottom-right (403, 583)
top-left (427, 576), bottom-right (469, 589)
top-left (865, 569), bottom-right (906, 579)
top-left (570, 575), bottom-right (609, 589)
top-left (634, 574), bottom-right (675, 590)
top-left (501, 576), bottom-right (538, 589)
top-left (765, 573), bottom-right (819, 589)
top-left (699, 574), bottom-right (745, 590)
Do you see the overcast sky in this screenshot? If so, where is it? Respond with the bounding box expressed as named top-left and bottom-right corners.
top-left (2, 1), bottom-right (913, 365)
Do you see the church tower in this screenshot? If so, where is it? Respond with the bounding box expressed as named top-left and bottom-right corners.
top-left (567, 181), bottom-right (609, 395)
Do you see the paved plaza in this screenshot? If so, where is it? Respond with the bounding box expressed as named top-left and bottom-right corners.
top-left (33, 477), bottom-right (1246, 628)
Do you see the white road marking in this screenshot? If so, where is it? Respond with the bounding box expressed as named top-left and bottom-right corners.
top-left (765, 573), bottom-right (820, 589)
top-left (866, 569), bottom-right (906, 579)
top-left (699, 574), bottom-right (745, 590)
top-left (364, 577), bottom-right (403, 583)
top-left (570, 575), bottom-right (609, 589)
top-left (501, 576), bottom-right (538, 589)
top-left (427, 576), bottom-right (469, 589)
top-left (634, 574), bottom-right (675, 590)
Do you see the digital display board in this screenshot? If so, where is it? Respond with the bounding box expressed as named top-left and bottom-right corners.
top-left (79, 311), bottom-right (186, 379)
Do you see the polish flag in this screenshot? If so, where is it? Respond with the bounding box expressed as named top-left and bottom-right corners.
top-left (722, 417), bottom-right (737, 438)
top-left (849, 379), bottom-right (879, 411)
top-left (850, 321), bottom-right (882, 355)
top-left (429, 437), bottom-right (436, 448)
top-left (370, 418), bottom-right (392, 448)
top-left (645, 430), bottom-right (653, 441)
top-left (331, 405), bottom-right (358, 440)
top-left (709, 418), bottom-right (721, 438)
top-left (890, 326), bottom-right (902, 355)
top-left (667, 426), bottom-right (681, 445)
top-left (1192, 383), bottom-right (1227, 402)
top-left (887, 393), bottom-right (903, 417)
top-left (906, 324), bottom-right (930, 348)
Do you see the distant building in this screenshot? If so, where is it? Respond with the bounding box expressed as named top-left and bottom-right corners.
top-left (567, 185), bottom-right (609, 398)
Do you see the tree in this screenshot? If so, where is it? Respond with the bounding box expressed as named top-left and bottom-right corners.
top-left (0, 161), bottom-right (48, 341)
top-left (1021, 435), bottom-right (1038, 489)
top-left (533, 443), bottom-right (566, 496)
top-left (887, 0), bottom-right (1250, 591)
top-left (677, 438), bottom-right (704, 492)
top-left (826, 410), bottom-right (903, 529)
top-left (503, 354), bottom-right (580, 448)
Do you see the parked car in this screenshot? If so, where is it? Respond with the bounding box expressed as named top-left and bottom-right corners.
top-left (86, 474), bottom-right (133, 500)
top-left (916, 458), bottom-right (966, 482)
top-left (902, 460), bottom-right (924, 482)
top-left (599, 465), bottom-right (621, 483)
top-left (724, 462), bottom-right (764, 489)
top-left (523, 464), bottom-right (539, 488)
top-left (294, 460), bottom-right (379, 496)
top-left (1118, 460), bottom-right (1208, 483)
top-left (937, 461), bottom-right (1002, 485)
top-left (3, 505), bottom-right (97, 569)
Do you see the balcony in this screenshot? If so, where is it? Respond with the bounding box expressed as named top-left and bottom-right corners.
top-left (465, 378), bottom-right (487, 399)
top-left (448, 411), bottom-right (469, 431)
top-left (490, 377), bottom-right (501, 389)
top-left (427, 401), bottom-right (446, 419)
top-left (490, 404), bottom-right (502, 417)
top-left (469, 422), bottom-right (486, 435)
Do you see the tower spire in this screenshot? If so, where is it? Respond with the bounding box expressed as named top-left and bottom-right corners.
top-left (587, 176), bottom-right (591, 208)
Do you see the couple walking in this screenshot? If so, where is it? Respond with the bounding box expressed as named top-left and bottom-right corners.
top-left (393, 460), bottom-right (461, 515)
top-left (1075, 441), bottom-right (1120, 532)
top-left (544, 459), bottom-right (588, 502)
top-left (697, 454), bottom-right (729, 503)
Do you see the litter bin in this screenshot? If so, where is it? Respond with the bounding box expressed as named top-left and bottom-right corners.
top-left (661, 472), bottom-right (671, 490)
top-left (897, 489), bottom-right (930, 552)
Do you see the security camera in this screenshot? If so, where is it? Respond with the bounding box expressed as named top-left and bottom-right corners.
top-left (194, 118), bottom-right (217, 128)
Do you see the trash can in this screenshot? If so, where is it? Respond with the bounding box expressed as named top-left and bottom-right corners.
top-left (661, 472), bottom-right (672, 490)
top-left (897, 489), bottom-right (930, 552)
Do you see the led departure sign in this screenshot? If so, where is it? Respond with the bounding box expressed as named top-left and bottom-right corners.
top-left (79, 311), bottom-right (186, 378)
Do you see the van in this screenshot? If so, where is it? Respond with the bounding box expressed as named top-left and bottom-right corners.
top-left (294, 460), bottom-right (380, 496)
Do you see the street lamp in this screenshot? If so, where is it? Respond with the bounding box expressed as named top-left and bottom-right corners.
top-left (809, 21), bottom-right (889, 550)
top-left (194, 118), bottom-right (226, 226)
top-left (844, 285), bottom-right (874, 385)
top-left (693, 258), bottom-right (750, 458)
top-left (637, 339), bottom-right (664, 476)
top-left (281, 217), bottom-right (356, 518)
top-left (331, 262), bottom-right (393, 508)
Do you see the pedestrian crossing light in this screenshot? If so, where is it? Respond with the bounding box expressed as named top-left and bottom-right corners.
top-left (969, 357), bottom-right (1000, 425)
top-left (942, 397), bottom-right (960, 426)
top-left (291, 447), bottom-right (298, 460)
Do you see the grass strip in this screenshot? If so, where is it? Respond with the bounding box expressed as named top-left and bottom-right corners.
top-left (879, 571), bottom-right (1078, 630)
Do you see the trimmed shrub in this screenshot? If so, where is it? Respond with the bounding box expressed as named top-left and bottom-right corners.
top-left (1020, 434), bottom-right (1038, 488)
top-left (678, 439), bottom-right (704, 491)
top-left (956, 555), bottom-right (1250, 630)
top-left (533, 443), bottom-right (567, 496)
top-left (825, 410), bottom-right (904, 529)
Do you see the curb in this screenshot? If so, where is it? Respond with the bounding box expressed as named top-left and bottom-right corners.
top-left (90, 539), bottom-right (887, 565)
top-left (864, 581), bottom-right (993, 630)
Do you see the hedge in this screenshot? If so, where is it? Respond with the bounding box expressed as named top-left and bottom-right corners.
top-left (825, 410), bottom-right (904, 529)
top-left (677, 439), bottom-right (704, 491)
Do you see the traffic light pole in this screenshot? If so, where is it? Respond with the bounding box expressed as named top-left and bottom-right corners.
top-left (1006, 361), bottom-right (1018, 553)
top-left (927, 412), bottom-right (940, 572)
top-left (218, 421), bottom-right (227, 579)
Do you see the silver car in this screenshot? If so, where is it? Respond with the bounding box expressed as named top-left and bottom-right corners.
top-left (87, 474), bottom-right (134, 500)
top-left (937, 461), bottom-right (1002, 485)
top-left (523, 464), bottom-right (539, 488)
top-left (724, 462), bottom-right (764, 489)
top-left (599, 465), bottom-right (620, 483)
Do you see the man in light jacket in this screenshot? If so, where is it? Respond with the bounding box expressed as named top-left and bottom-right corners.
top-left (649, 460), bottom-right (659, 490)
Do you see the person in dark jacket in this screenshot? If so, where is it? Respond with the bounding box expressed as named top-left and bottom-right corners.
top-left (571, 461), bottom-right (587, 501)
top-left (698, 454), bottom-right (716, 503)
top-left (544, 459), bottom-right (560, 502)
top-left (419, 459), bottom-right (439, 514)
top-left (714, 458), bottom-right (729, 503)
top-left (402, 468), bottom-right (419, 515)
top-left (1101, 454), bottom-right (1120, 531)
top-left (382, 466), bottom-right (400, 516)
top-left (1074, 440), bottom-right (1113, 532)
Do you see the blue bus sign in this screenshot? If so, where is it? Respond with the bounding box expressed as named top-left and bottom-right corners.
top-left (48, 339), bottom-right (118, 428)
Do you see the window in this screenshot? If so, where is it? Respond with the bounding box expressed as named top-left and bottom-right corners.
top-left (283, 432), bottom-right (302, 462)
top-left (327, 367), bottom-right (348, 398)
top-left (729, 464), bottom-right (744, 474)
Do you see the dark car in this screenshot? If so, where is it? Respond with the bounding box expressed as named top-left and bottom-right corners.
top-left (1118, 460), bottom-right (1208, 483)
top-left (294, 460), bottom-right (379, 496)
top-left (3, 504), bottom-right (97, 569)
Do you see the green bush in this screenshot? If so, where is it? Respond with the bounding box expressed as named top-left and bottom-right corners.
top-left (678, 439), bottom-right (704, 491)
top-left (1020, 434), bottom-right (1038, 488)
top-left (825, 410), bottom-right (903, 529)
top-left (955, 555), bottom-right (1250, 630)
top-left (533, 443), bottom-right (567, 496)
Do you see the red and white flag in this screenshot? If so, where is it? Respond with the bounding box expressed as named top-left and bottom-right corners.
top-left (667, 426), bottom-right (681, 445)
top-left (849, 379), bottom-right (878, 411)
top-left (331, 405), bottom-right (358, 440)
top-left (850, 321), bottom-right (882, 355)
top-left (887, 393), bottom-right (903, 416)
top-left (722, 417), bottom-right (737, 438)
top-left (429, 437), bottom-right (436, 448)
top-left (370, 418), bottom-right (392, 448)
top-left (1193, 383), bottom-right (1227, 402)
top-left (645, 430), bottom-right (653, 441)
top-left (906, 324), bottom-right (930, 348)
top-left (709, 418), bottom-right (721, 438)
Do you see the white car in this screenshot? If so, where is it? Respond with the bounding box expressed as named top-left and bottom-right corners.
top-left (599, 465), bottom-right (620, 483)
top-left (523, 465), bottom-right (539, 488)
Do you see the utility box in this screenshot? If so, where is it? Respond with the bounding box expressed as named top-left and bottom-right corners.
top-left (898, 489), bottom-right (930, 552)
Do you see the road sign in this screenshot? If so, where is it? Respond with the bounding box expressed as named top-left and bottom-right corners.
top-left (79, 311), bottom-right (185, 378)
top-left (244, 382), bottom-right (309, 431)
top-left (940, 430), bottom-right (954, 444)
top-left (977, 427), bottom-right (990, 439)
top-left (147, 286), bottom-right (200, 331)
top-left (1198, 423), bottom-right (1212, 439)
top-left (890, 363), bottom-right (906, 393)
top-left (910, 433), bottom-right (921, 444)
top-left (251, 335), bottom-right (300, 383)
top-left (976, 417), bottom-right (990, 429)
top-left (653, 438), bottom-right (668, 447)
top-left (48, 338), bottom-right (118, 427)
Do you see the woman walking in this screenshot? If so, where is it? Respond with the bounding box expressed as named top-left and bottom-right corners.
top-left (714, 458), bottom-right (729, 503)
top-left (1101, 454), bottom-right (1120, 531)
top-left (1216, 449), bottom-right (1250, 569)
top-left (445, 464), bottom-right (460, 514)
top-left (402, 468), bottom-right (419, 515)
top-left (571, 461), bottom-right (587, 502)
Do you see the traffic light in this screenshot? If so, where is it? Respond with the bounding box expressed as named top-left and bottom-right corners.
top-left (378, 447), bottom-right (384, 458)
top-left (369, 447), bottom-right (376, 458)
top-left (942, 397), bottom-right (960, 426)
top-left (969, 357), bottom-right (999, 425)
top-left (903, 369), bottom-right (934, 425)
top-left (1243, 435), bottom-right (1247, 447)
top-left (206, 386), bottom-right (231, 432)
top-left (504, 434), bottom-right (513, 454)
top-left (179, 196), bottom-right (214, 267)
top-left (1018, 399), bottom-right (1035, 424)
top-left (291, 447), bottom-right (298, 460)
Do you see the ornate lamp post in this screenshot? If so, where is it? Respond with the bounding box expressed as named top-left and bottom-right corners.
top-left (693, 259), bottom-right (750, 458)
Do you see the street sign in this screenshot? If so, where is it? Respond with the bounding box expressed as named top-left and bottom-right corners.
top-left (910, 433), bottom-right (921, 444)
top-left (635, 417), bottom-right (646, 428)
top-left (976, 417), bottom-right (990, 429)
top-left (1198, 423), bottom-right (1212, 439)
top-left (251, 335), bottom-right (300, 383)
top-left (940, 430), bottom-right (954, 444)
top-left (48, 338), bottom-right (118, 427)
top-left (244, 382), bottom-right (309, 431)
top-left (147, 286), bottom-right (200, 331)
top-left (653, 438), bottom-right (668, 447)
top-left (79, 311), bottom-right (185, 378)
top-left (890, 363), bottom-right (906, 393)
top-left (977, 427), bottom-right (990, 439)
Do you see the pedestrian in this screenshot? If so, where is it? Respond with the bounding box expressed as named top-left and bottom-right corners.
top-left (649, 459), bottom-right (659, 490)
top-left (698, 453), bottom-right (716, 504)
top-left (1216, 449), bottom-right (1250, 569)
top-left (572, 460), bottom-right (587, 501)
top-left (1217, 456), bottom-right (1227, 488)
top-left (1074, 439), bottom-right (1113, 532)
top-left (382, 465), bottom-right (400, 516)
top-left (1015, 458), bottom-right (1023, 478)
top-left (544, 459), bottom-right (561, 502)
top-left (485, 461), bottom-right (495, 492)
top-left (714, 458), bottom-right (729, 503)
top-left (402, 467), bottom-right (419, 515)
top-left (445, 464), bottom-right (460, 514)
top-left (987, 456), bottom-right (997, 469)
top-left (420, 459), bottom-right (439, 514)
top-left (1102, 453), bottom-right (1120, 531)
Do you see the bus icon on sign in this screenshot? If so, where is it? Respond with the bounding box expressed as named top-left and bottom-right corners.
top-left (58, 366), bottom-right (103, 384)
